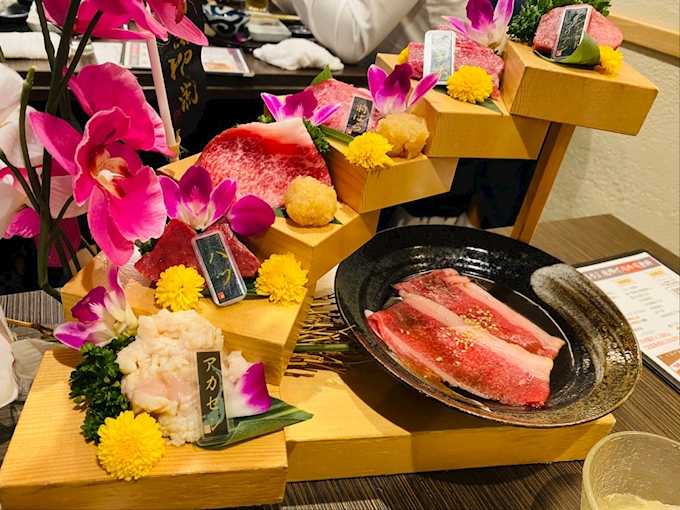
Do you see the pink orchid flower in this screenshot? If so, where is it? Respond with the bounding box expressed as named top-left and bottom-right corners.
top-left (261, 89), bottom-right (341, 126)
top-left (0, 65), bottom-right (43, 169)
top-left (367, 63), bottom-right (440, 116)
top-left (53, 268), bottom-right (138, 349)
top-left (443, 0), bottom-right (514, 53)
top-left (43, 0), bottom-right (207, 45)
top-left (160, 165), bottom-right (274, 235)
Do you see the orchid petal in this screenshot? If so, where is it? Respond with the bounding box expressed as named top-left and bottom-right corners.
top-left (227, 195), bottom-right (275, 237)
top-left (0, 64), bottom-right (22, 123)
top-left (0, 176), bottom-right (27, 238)
top-left (146, 0), bottom-right (208, 46)
top-left (408, 72), bottom-right (441, 109)
top-left (70, 64), bottom-right (173, 156)
top-left (88, 186), bottom-right (134, 267)
top-left (309, 103), bottom-right (342, 126)
top-left (282, 89), bottom-right (318, 120)
top-left (367, 65), bottom-right (388, 99)
top-left (208, 178), bottom-right (237, 226)
top-left (442, 16), bottom-right (474, 39)
top-left (375, 63), bottom-right (411, 115)
top-left (4, 207), bottom-right (39, 239)
top-left (28, 111), bottom-right (81, 178)
top-left (89, 0), bottom-right (169, 41)
top-left (52, 321), bottom-right (110, 349)
top-left (494, 0), bottom-right (514, 25)
top-left (261, 93), bottom-right (284, 121)
top-left (44, 217), bottom-right (81, 267)
top-left (71, 286), bottom-right (107, 323)
top-left (226, 362), bottom-right (271, 417)
top-left (177, 165), bottom-right (213, 217)
top-left (11, 338), bottom-right (68, 381)
top-left (467, 0), bottom-right (494, 32)
top-left (0, 106), bottom-right (43, 169)
top-left (159, 175), bottom-right (181, 220)
top-left (108, 166), bottom-right (166, 242)
top-left (50, 174), bottom-right (88, 219)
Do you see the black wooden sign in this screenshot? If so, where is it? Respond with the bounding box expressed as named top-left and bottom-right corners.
top-left (157, 0), bottom-right (207, 138)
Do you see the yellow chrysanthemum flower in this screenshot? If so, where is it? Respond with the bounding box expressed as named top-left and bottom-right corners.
top-left (397, 46), bottom-right (409, 64)
top-left (97, 411), bottom-right (166, 481)
top-left (255, 253), bottom-right (308, 306)
top-left (446, 65), bottom-right (494, 104)
top-left (598, 46), bottom-right (623, 76)
top-left (155, 264), bottom-right (205, 312)
top-left (342, 132), bottom-right (393, 171)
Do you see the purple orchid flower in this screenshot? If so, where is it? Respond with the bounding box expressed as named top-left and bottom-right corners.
top-left (53, 268), bottom-right (138, 349)
top-left (367, 63), bottom-right (440, 116)
top-left (223, 351), bottom-right (271, 417)
top-left (261, 89), bottom-right (341, 126)
top-left (443, 0), bottom-right (514, 53)
top-left (159, 165), bottom-right (274, 236)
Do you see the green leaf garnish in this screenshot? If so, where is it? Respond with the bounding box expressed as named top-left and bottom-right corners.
top-left (274, 207), bottom-right (342, 225)
top-left (478, 98), bottom-right (504, 115)
top-left (257, 114), bottom-right (275, 124)
top-left (303, 119), bottom-right (330, 154)
top-left (320, 125), bottom-right (354, 144)
top-left (533, 33), bottom-right (601, 66)
top-left (310, 65), bottom-right (333, 86)
top-left (196, 398), bottom-right (313, 449)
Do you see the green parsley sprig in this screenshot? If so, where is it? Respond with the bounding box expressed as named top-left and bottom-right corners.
top-left (257, 114), bottom-right (330, 154)
top-left (69, 336), bottom-right (135, 443)
top-left (508, 0), bottom-right (611, 44)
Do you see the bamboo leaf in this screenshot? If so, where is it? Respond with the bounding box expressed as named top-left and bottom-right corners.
top-left (478, 98), bottom-right (503, 115)
top-left (534, 33), bottom-right (601, 67)
top-left (310, 65), bottom-right (333, 86)
top-left (196, 398), bottom-right (313, 449)
top-left (274, 207), bottom-right (341, 225)
top-left (320, 125), bottom-right (354, 145)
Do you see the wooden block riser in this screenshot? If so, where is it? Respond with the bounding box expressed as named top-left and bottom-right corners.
top-left (0, 351), bottom-right (288, 510)
top-left (326, 140), bottom-right (458, 213)
top-left (501, 42), bottom-right (658, 135)
top-left (376, 54), bottom-right (551, 160)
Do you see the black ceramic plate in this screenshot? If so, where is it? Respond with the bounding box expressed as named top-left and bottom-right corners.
top-left (335, 226), bottom-right (641, 427)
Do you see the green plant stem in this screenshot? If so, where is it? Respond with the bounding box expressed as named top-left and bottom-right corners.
top-left (0, 152), bottom-right (40, 211)
top-left (36, 223), bottom-right (62, 302)
top-left (34, 0), bottom-right (55, 69)
top-left (55, 11), bottom-right (102, 108)
top-left (53, 234), bottom-right (73, 281)
top-left (45, 0), bottom-right (81, 116)
top-left (18, 68), bottom-right (42, 202)
top-left (59, 229), bottom-right (81, 273)
top-left (294, 344), bottom-right (352, 353)
top-left (81, 237), bottom-right (97, 257)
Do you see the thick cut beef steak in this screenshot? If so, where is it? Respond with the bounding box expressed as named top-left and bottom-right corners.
top-left (197, 118), bottom-right (332, 209)
top-left (307, 78), bottom-right (384, 131)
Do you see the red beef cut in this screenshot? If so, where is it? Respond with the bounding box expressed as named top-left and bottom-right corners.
top-left (407, 42), bottom-right (425, 79)
top-left (306, 79), bottom-right (383, 132)
top-left (533, 6), bottom-right (623, 55)
top-left (205, 217), bottom-right (260, 278)
top-left (134, 219), bottom-right (261, 282)
top-left (197, 118), bottom-right (332, 209)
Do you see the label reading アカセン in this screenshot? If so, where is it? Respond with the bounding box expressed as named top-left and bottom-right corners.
top-left (344, 96), bottom-right (374, 136)
top-left (196, 351), bottom-right (230, 445)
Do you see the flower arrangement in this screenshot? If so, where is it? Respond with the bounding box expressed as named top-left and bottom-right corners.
top-left (446, 65), bottom-right (494, 104)
top-left (443, 0), bottom-right (515, 54)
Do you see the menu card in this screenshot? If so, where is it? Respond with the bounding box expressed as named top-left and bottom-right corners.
top-left (576, 252), bottom-right (680, 392)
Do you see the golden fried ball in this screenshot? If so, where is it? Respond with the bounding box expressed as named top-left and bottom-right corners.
top-left (283, 176), bottom-right (338, 227)
top-left (375, 112), bottom-right (429, 159)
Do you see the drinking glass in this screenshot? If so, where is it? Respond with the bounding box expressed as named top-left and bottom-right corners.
top-left (581, 431), bottom-right (680, 510)
top-left (245, 0), bottom-right (269, 13)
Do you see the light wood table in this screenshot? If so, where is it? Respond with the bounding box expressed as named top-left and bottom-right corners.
top-left (1, 214), bottom-right (678, 510)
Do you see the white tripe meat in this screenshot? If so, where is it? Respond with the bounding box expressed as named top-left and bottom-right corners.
top-left (117, 309), bottom-right (224, 446)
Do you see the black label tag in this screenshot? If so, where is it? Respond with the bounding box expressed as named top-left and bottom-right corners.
top-left (193, 232), bottom-right (247, 306)
top-left (344, 96), bottom-right (374, 137)
top-left (157, 0), bottom-right (207, 138)
top-left (552, 6), bottom-right (591, 60)
top-left (196, 351), bottom-right (229, 442)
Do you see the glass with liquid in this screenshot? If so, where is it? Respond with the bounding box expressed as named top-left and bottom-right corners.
top-left (582, 432), bottom-right (680, 510)
top-left (245, 0), bottom-right (269, 13)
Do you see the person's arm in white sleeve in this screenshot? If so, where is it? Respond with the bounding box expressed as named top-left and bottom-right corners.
top-left (288, 0), bottom-right (419, 64)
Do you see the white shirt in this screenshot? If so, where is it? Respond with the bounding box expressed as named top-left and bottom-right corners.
top-left (273, 0), bottom-right (466, 64)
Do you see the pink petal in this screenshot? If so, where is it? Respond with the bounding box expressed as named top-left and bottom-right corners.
top-left (375, 64), bottom-right (411, 115)
top-left (443, 16), bottom-right (473, 38)
top-left (69, 64), bottom-right (172, 156)
top-left (0, 107), bottom-right (44, 169)
top-left (408, 72), bottom-right (440, 109)
top-left (28, 111), bottom-right (81, 178)
top-left (494, 0), bottom-right (514, 25)
top-left (367, 65), bottom-right (388, 105)
top-left (282, 89), bottom-right (318, 120)
top-left (159, 175), bottom-right (181, 219)
top-left (104, 141), bottom-right (143, 175)
top-left (89, 0), bottom-right (169, 41)
top-left (4, 207), bottom-right (39, 239)
top-left (70, 286), bottom-right (107, 324)
top-left (208, 178), bottom-right (236, 226)
top-left (227, 363), bottom-right (271, 417)
top-left (50, 175), bottom-right (87, 219)
top-left (309, 103), bottom-right (342, 126)
top-left (177, 165), bottom-right (213, 217)
top-left (107, 267), bottom-right (127, 306)
top-left (147, 0), bottom-right (208, 46)
top-left (41, 0), bottom-right (68, 27)
top-left (107, 166), bottom-right (167, 242)
top-left (44, 217), bottom-right (81, 267)
top-left (92, 26), bottom-right (152, 40)
top-left (227, 195), bottom-right (275, 237)
top-left (52, 321), bottom-right (102, 349)
top-left (261, 93), bottom-right (284, 121)
top-left (0, 176), bottom-right (27, 238)
top-left (88, 186), bottom-right (134, 267)
top-left (467, 0), bottom-right (494, 32)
